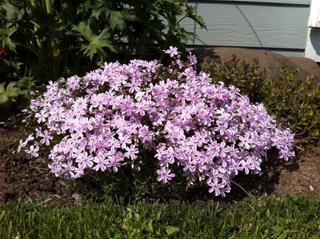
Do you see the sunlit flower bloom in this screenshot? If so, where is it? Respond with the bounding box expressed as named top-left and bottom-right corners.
top-left (164, 46), bottom-right (178, 57)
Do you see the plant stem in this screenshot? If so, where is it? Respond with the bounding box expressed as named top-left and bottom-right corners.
top-left (45, 0), bottom-right (52, 14)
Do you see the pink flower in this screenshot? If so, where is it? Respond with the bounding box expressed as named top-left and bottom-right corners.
top-left (138, 126), bottom-right (152, 143)
top-left (76, 152), bottom-right (94, 170)
top-left (93, 156), bottom-right (107, 171)
top-left (25, 145), bottom-right (39, 158)
top-left (124, 145), bottom-right (139, 160)
top-left (39, 130), bottom-right (53, 146)
top-left (156, 167), bottom-right (175, 183)
top-left (164, 46), bottom-right (178, 57)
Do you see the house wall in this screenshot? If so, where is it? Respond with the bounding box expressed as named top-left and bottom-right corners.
top-left (184, 0), bottom-right (311, 56)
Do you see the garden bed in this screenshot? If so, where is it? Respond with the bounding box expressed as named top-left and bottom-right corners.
top-left (0, 47), bottom-right (320, 203)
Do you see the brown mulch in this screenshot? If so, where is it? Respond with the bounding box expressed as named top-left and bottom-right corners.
top-left (273, 140), bottom-right (320, 197)
top-left (193, 47), bottom-right (320, 83)
top-left (0, 125), bottom-right (77, 203)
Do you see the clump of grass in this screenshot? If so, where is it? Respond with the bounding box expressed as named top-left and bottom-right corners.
top-left (0, 195), bottom-right (319, 238)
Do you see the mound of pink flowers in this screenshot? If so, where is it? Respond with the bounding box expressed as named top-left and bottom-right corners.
top-left (18, 47), bottom-right (295, 196)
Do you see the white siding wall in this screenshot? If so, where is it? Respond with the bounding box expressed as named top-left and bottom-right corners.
top-left (184, 0), bottom-right (311, 56)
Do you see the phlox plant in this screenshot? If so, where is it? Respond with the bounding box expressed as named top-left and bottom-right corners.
top-left (18, 47), bottom-right (295, 197)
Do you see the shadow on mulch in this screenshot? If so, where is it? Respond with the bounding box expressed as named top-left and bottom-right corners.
top-left (0, 118), bottom-right (319, 204)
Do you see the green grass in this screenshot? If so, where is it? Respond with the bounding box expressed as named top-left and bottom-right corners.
top-left (0, 195), bottom-right (319, 239)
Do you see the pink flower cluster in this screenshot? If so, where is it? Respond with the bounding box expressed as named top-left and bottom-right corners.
top-left (18, 47), bottom-right (295, 196)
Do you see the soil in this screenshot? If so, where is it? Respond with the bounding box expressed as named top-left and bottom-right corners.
top-left (273, 141), bottom-right (320, 197)
top-left (0, 124), bottom-right (77, 203)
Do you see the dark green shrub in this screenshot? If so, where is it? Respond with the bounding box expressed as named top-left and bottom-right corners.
top-left (0, 0), bottom-right (205, 99)
top-left (202, 56), bottom-right (320, 137)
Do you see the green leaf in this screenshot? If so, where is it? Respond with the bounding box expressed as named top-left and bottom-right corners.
top-left (3, 59), bottom-right (22, 71)
top-left (74, 22), bottom-right (116, 59)
top-left (123, 12), bottom-right (137, 22)
top-left (81, 30), bottom-right (115, 59)
top-left (73, 22), bottom-right (93, 42)
top-left (0, 84), bottom-right (8, 104)
top-left (109, 11), bottom-right (126, 30)
top-left (185, 5), bottom-right (206, 30)
top-left (0, 84), bottom-right (5, 94)
top-left (5, 82), bottom-right (18, 97)
top-left (0, 94), bottom-right (9, 104)
top-left (0, 82), bottom-right (20, 104)
top-left (311, 129), bottom-right (320, 137)
top-left (165, 226), bottom-right (180, 236)
top-left (306, 110), bottom-right (314, 117)
top-left (146, 219), bottom-right (153, 233)
top-left (0, 26), bottom-right (17, 51)
top-left (1, 2), bottom-right (24, 22)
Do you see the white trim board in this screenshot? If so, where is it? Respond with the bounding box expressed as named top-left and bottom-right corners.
top-left (191, 0), bottom-right (310, 5)
top-left (305, 0), bottom-right (320, 61)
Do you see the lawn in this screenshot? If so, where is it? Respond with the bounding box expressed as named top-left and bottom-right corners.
top-left (0, 195), bottom-right (319, 239)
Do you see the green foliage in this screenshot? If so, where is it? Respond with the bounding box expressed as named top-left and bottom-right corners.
top-left (0, 78), bottom-right (33, 120)
top-left (0, 81), bottom-right (18, 103)
top-left (202, 56), bottom-right (320, 137)
top-left (0, 78), bottom-right (33, 104)
top-left (266, 66), bottom-right (320, 137)
top-left (73, 22), bottom-right (115, 61)
top-left (0, 0), bottom-right (205, 83)
top-left (202, 56), bottom-right (267, 103)
top-left (0, 195), bottom-right (320, 238)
